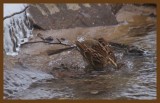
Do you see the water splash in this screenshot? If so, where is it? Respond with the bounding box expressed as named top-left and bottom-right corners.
top-left (3, 4), bottom-right (33, 56)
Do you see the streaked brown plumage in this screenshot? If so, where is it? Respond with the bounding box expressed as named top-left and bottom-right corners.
top-left (76, 38), bottom-right (118, 70)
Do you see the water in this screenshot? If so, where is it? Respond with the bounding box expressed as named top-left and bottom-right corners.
top-left (6, 25), bottom-right (156, 100)
top-left (118, 31), bottom-right (156, 100)
top-left (4, 12), bottom-right (156, 99)
top-left (3, 4), bottom-right (33, 56)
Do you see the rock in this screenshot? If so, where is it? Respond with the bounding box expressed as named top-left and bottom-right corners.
top-left (110, 4), bottom-right (123, 14)
top-left (27, 4), bottom-right (118, 30)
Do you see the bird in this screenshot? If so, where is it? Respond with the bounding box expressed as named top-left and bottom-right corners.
top-left (75, 38), bottom-right (118, 71)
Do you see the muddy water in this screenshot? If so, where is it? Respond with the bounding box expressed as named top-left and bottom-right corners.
top-left (5, 14), bottom-right (156, 100)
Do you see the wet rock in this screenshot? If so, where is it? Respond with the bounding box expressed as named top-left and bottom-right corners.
top-left (109, 42), bottom-right (145, 56)
top-left (27, 4), bottom-right (118, 30)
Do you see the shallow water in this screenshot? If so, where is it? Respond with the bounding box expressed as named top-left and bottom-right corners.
top-left (7, 21), bottom-right (156, 100)
top-left (3, 5), bottom-right (157, 99)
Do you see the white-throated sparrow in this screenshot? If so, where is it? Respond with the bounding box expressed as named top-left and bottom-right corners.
top-left (76, 38), bottom-right (118, 70)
